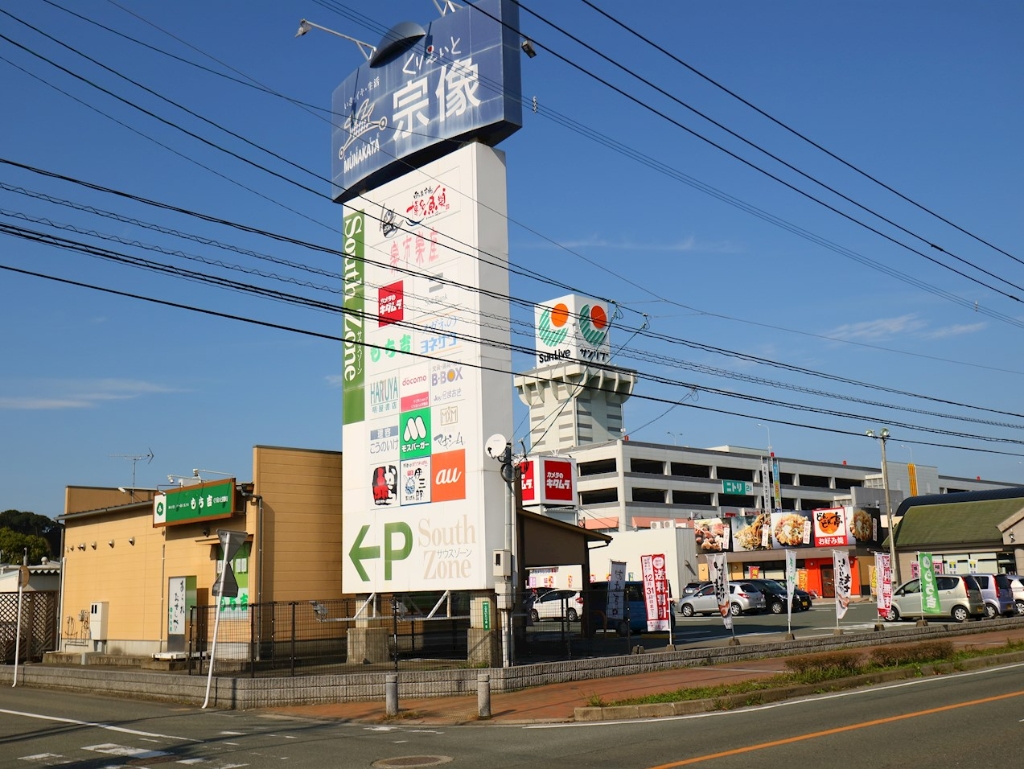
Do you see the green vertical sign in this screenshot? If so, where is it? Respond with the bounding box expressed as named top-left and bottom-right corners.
top-left (482, 600), bottom-right (491, 630)
top-left (342, 210), bottom-right (366, 425)
top-left (918, 552), bottom-right (942, 614)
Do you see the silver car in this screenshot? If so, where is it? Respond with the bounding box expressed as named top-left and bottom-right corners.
top-left (886, 574), bottom-right (985, 623)
top-left (678, 582), bottom-right (766, 617)
top-left (972, 574), bottom-right (1016, 618)
top-left (1004, 574), bottom-right (1024, 615)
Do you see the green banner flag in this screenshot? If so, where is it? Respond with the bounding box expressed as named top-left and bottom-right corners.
top-left (918, 552), bottom-right (942, 614)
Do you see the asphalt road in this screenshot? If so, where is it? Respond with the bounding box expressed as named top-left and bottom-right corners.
top-left (3, 659), bottom-right (1022, 768)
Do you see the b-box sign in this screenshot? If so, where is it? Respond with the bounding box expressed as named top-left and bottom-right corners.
top-left (534, 294), bottom-right (612, 368)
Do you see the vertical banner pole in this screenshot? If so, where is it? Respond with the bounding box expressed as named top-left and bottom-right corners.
top-left (12, 582), bottom-right (24, 688)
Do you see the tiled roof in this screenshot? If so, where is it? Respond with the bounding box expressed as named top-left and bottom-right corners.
top-left (896, 497), bottom-right (1024, 547)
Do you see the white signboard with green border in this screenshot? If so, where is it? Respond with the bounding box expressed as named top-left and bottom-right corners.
top-left (341, 143), bottom-right (513, 593)
top-left (153, 479), bottom-right (236, 527)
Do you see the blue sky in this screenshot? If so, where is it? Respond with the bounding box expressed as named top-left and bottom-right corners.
top-left (1, 0), bottom-right (1022, 518)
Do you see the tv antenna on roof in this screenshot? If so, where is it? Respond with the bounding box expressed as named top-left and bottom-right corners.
top-left (110, 448), bottom-right (154, 498)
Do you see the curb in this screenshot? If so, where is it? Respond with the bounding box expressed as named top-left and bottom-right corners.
top-left (573, 649), bottom-right (1024, 722)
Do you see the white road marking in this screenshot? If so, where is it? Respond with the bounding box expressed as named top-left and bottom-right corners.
top-left (525, 661), bottom-right (1024, 729)
top-left (0, 708), bottom-right (196, 742)
top-left (83, 743), bottom-right (169, 758)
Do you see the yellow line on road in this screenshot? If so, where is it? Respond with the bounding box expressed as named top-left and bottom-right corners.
top-left (647, 688), bottom-right (1024, 767)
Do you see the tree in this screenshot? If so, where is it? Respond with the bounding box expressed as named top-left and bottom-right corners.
top-left (0, 509), bottom-right (62, 557)
top-left (0, 528), bottom-right (50, 564)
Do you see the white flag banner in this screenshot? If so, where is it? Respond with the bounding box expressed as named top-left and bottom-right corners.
top-left (875, 552), bottom-right (892, 620)
top-left (707, 553), bottom-right (732, 630)
top-left (607, 560), bottom-right (627, 623)
top-left (785, 549), bottom-right (797, 621)
top-left (833, 550), bottom-right (852, 620)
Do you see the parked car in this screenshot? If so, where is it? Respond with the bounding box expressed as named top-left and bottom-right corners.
top-left (746, 578), bottom-right (811, 613)
top-left (885, 574), bottom-right (985, 623)
top-left (529, 589), bottom-right (583, 622)
top-left (1004, 574), bottom-right (1024, 615)
top-left (678, 582), bottom-right (766, 617)
top-left (767, 580), bottom-right (815, 610)
top-left (971, 574), bottom-right (1016, 618)
top-left (682, 581), bottom-right (706, 597)
top-left (587, 581), bottom-right (676, 636)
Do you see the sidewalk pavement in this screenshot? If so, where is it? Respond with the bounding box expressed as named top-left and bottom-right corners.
top-left (268, 624), bottom-right (1024, 726)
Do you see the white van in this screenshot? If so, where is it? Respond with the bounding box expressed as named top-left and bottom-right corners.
top-left (886, 574), bottom-right (985, 623)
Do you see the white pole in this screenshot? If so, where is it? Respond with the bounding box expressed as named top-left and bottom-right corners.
top-left (12, 582), bottom-right (23, 688)
top-left (201, 579), bottom-right (225, 708)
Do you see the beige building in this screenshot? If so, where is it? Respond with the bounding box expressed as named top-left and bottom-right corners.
top-left (58, 446), bottom-right (342, 656)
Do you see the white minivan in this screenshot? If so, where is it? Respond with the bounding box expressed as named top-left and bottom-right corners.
top-left (885, 574), bottom-right (985, 623)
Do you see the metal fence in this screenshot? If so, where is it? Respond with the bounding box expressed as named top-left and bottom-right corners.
top-left (0, 591), bottom-right (59, 664)
top-left (183, 589), bottom-right (677, 676)
top-left (188, 595), bottom-right (471, 677)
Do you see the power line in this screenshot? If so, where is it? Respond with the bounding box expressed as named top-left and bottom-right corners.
top-left (469, 1), bottom-right (1024, 305)
top-left (6, 161), bottom-right (1021, 432)
top-left (4, 259), bottom-right (1024, 460)
top-left (575, 0), bottom-right (1021, 270)
top-left (5, 218), bottom-right (1024, 449)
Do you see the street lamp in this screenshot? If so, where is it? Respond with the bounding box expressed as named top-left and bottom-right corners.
top-left (866, 428), bottom-right (900, 585)
top-left (666, 431), bottom-right (682, 445)
top-left (899, 444), bottom-right (914, 465)
top-left (295, 19), bottom-right (377, 61)
top-left (756, 422), bottom-right (773, 455)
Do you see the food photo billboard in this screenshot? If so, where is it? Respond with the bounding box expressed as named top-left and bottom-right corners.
top-left (341, 142), bottom-right (512, 593)
top-left (693, 518), bottom-right (731, 553)
top-left (730, 513), bottom-right (773, 551)
top-left (770, 511), bottom-right (813, 549)
top-left (847, 505), bottom-right (881, 545)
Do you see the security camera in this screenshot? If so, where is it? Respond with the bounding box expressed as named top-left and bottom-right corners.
top-left (193, 469), bottom-right (200, 477)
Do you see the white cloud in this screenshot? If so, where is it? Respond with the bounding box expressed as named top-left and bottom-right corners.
top-left (0, 378), bottom-right (181, 410)
top-left (920, 322), bottom-right (986, 340)
top-left (824, 314), bottom-right (927, 341)
top-left (533, 236), bottom-right (740, 254)
top-left (0, 397), bottom-right (94, 410)
top-left (325, 374), bottom-right (344, 388)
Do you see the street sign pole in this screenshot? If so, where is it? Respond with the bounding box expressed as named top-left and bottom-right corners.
top-left (202, 530), bottom-right (247, 709)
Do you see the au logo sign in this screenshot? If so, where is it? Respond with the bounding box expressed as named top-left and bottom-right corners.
top-left (431, 449), bottom-right (466, 502)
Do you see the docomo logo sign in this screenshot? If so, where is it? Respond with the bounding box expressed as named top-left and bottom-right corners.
top-left (520, 455), bottom-right (577, 506)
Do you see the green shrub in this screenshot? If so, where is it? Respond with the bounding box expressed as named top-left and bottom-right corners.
top-left (869, 641), bottom-right (954, 668)
top-left (784, 651), bottom-right (863, 676)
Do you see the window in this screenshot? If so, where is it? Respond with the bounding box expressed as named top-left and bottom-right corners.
top-left (630, 458), bottom-right (665, 475)
top-left (718, 466), bottom-right (754, 482)
top-left (670, 462), bottom-right (711, 479)
top-left (579, 488), bottom-right (617, 504)
top-left (578, 458), bottom-right (616, 476)
top-left (672, 490), bottom-right (713, 506)
top-left (898, 579), bottom-right (921, 595)
top-left (632, 488), bottom-right (667, 504)
top-left (799, 474), bottom-right (831, 489)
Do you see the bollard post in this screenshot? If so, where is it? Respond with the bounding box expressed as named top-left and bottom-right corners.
top-left (385, 673), bottom-right (399, 717)
top-left (477, 672), bottom-right (491, 719)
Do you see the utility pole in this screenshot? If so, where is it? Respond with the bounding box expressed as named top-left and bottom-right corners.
top-left (867, 428), bottom-right (900, 586)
